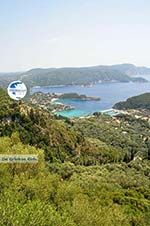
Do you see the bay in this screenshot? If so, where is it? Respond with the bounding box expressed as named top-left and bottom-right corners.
top-left (32, 79), bottom-right (150, 118)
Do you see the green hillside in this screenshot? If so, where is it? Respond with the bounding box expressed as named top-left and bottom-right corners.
top-left (0, 88), bottom-right (150, 226)
top-left (21, 67), bottom-right (147, 87)
top-left (0, 64), bottom-right (148, 89)
top-left (114, 93), bottom-right (150, 110)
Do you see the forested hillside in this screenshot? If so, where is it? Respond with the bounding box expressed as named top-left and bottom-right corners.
top-left (114, 93), bottom-right (150, 110)
top-left (0, 64), bottom-right (148, 89)
top-left (0, 88), bottom-right (150, 226)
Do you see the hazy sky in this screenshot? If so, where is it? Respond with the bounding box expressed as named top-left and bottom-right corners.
top-left (0, 0), bottom-right (150, 71)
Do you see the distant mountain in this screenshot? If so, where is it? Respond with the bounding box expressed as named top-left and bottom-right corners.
top-left (100, 64), bottom-right (150, 76)
top-left (19, 65), bottom-right (148, 87)
top-left (21, 67), bottom-right (136, 87)
top-left (114, 92), bottom-right (150, 110)
top-left (0, 64), bottom-right (149, 88)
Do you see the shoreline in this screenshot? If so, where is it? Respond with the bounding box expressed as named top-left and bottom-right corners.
top-left (30, 82), bottom-right (150, 118)
top-left (31, 79), bottom-right (150, 90)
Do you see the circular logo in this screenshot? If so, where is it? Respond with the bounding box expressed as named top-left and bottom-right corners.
top-left (7, 81), bottom-right (27, 100)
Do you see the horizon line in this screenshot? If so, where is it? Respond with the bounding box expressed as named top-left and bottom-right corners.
top-left (1, 62), bottom-right (150, 73)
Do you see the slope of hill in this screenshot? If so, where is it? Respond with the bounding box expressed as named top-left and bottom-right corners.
top-left (0, 64), bottom-right (148, 89)
top-left (114, 93), bottom-right (150, 110)
top-left (0, 88), bottom-right (150, 225)
top-left (20, 68), bottom-right (133, 87)
top-left (21, 66), bottom-right (148, 87)
top-left (0, 88), bottom-right (122, 164)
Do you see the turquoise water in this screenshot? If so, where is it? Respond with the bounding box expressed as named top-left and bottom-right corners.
top-left (32, 78), bottom-right (150, 118)
top-left (55, 109), bottom-right (88, 118)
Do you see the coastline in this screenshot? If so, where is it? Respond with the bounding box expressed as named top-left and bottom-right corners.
top-left (31, 81), bottom-right (150, 118)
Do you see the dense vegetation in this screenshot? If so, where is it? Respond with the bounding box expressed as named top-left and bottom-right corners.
top-left (114, 93), bottom-right (150, 110)
top-left (0, 88), bottom-right (150, 225)
top-left (1, 134), bottom-right (150, 226)
top-left (73, 114), bottom-right (150, 161)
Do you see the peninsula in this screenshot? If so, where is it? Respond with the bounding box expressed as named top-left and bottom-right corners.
top-left (29, 92), bottom-right (100, 113)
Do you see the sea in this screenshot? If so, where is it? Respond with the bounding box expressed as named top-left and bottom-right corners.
top-left (32, 75), bottom-right (150, 118)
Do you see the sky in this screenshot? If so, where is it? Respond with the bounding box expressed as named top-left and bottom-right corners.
top-left (0, 0), bottom-right (150, 72)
